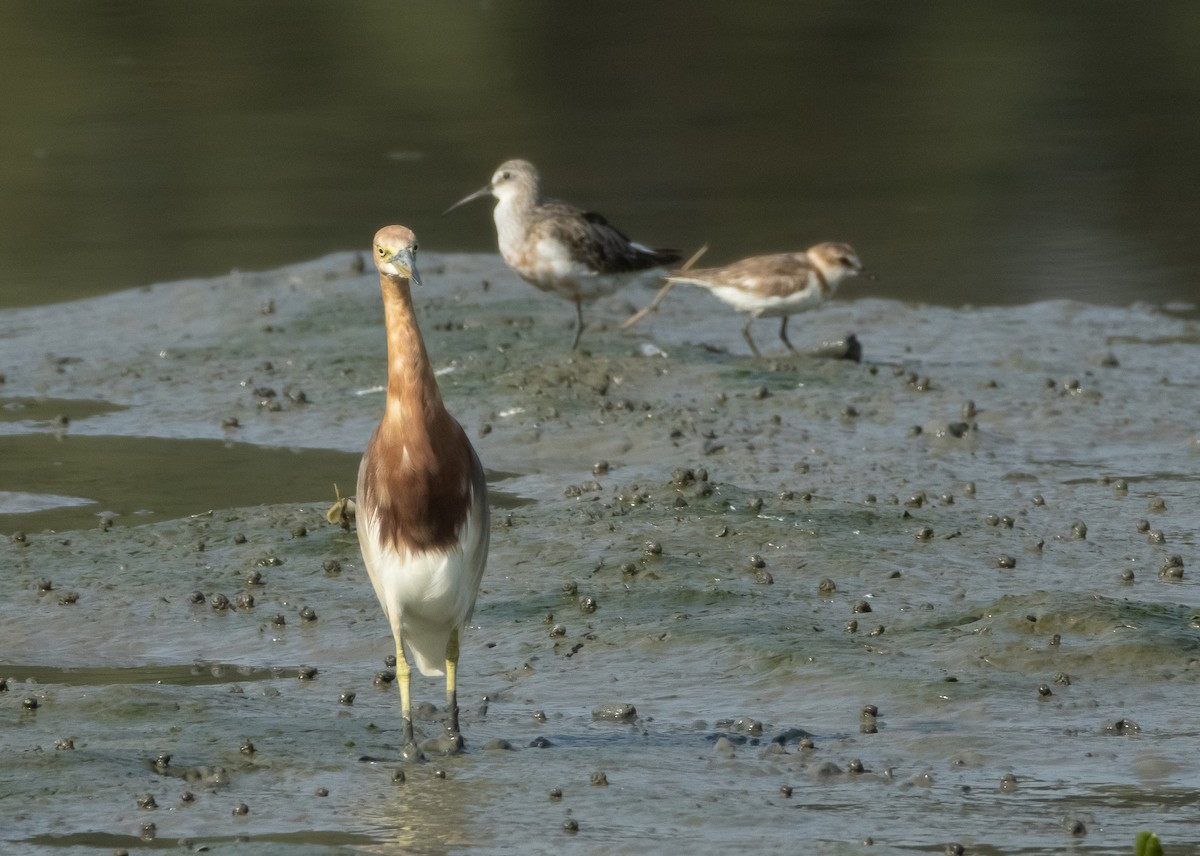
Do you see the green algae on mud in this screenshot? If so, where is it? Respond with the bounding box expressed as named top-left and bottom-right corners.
top-left (1, 253), bottom-right (1200, 853)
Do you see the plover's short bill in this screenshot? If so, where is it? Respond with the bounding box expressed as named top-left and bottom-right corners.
top-left (446, 158), bottom-right (680, 349)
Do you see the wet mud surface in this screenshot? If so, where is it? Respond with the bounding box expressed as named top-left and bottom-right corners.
top-left (1, 253), bottom-right (1199, 854)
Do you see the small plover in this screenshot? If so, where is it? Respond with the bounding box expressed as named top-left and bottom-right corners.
top-left (663, 242), bottom-right (865, 357)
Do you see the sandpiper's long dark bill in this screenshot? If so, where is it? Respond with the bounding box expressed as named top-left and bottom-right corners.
top-left (356, 225), bottom-right (490, 761)
top-left (447, 158), bottom-right (681, 349)
top-left (666, 242), bottom-right (865, 357)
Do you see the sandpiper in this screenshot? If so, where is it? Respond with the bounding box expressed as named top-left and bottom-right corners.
top-left (446, 158), bottom-right (681, 349)
top-left (663, 243), bottom-right (865, 357)
top-left (356, 225), bottom-right (490, 761)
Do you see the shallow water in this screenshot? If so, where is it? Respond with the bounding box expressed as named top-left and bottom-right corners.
top-left (1, 254), bottom-right (1200, 854)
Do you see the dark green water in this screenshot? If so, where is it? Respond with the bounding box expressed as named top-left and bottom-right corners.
top-left (2, 1), bottom-right (1199, 309)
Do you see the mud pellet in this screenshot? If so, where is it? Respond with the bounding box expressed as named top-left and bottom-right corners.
top-left (1159, 555), bottom-right (1185, 579)
top-left (232, 803), bottom-right (249, 816)
top-left (1148, 530), bottom-right (1165, 544)
top-left (299, 605), bottom-right (317, 621)
top-left (593, 704), bottom-right (637, 722)
top-left (852, 600), bottom-right (872, 614)
top-left (1070, 520), bottom-right (1088, 539)
top-left (1105, 718), bottom-right (1141, 735)
top-left (1135, 519), bottom-right (1150, 533)
top-left (997, 555), bottom-right (1016, 569)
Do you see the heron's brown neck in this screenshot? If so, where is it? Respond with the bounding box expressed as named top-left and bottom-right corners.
top-left (379, 273), bottom-right (444, 422)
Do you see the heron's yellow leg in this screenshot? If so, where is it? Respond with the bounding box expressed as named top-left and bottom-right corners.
top-left (445, 627), bottom-right (462, 742)
top-left (394, 634), bottom-right (422, 761)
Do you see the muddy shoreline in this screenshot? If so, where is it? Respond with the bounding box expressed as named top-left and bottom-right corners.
top-left (2, 252), bottom-right (1199, 854)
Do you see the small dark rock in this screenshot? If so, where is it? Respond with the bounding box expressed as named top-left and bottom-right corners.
top-left (592, 703), bottom-right (637, 722)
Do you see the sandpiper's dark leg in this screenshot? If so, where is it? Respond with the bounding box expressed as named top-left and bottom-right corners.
top-left (742, 318), bottom-right (763, 358)
top-left (570, 300), bottom-right (586, 350)
top-left (443, 627), bottom-right (465, 752)
top-left (395, 635), bottom-right (425, 762)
